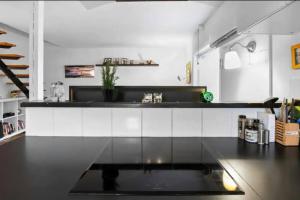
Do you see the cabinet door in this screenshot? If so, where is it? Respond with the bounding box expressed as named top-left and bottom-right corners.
top-left (54, 108), bottom-right (82, 137)
top-left (142, 108), bottom-right (172, 137)
top-left (82, 108), bottom-right (111, 137)
top-left (172, 108), bottom-right (202, 137)
top-left (112, 108), bottom-right (141, 137)
top-left (26, 108), bottom-right (54, 136)
top-left (202, 108), bottom-right (232, 137)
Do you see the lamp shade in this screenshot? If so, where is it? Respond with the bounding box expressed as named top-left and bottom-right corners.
top-left (224, 51), bottom-right (241, 69)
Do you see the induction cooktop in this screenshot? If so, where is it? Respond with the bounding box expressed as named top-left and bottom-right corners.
top-left (70, 138), bottom-right (244, 196)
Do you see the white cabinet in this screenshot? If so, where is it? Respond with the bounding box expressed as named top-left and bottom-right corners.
top-left (82, 108), bottom-right (111, 137)
top-left (112, 108), bottom-right (141, 137)
top-left (172, 109), bottom-right (202, 137)
top-left (53, 108), bottom-right (82, 137)
top-left (26, 108), bottom-right (54, 136)
top-left (142, 108), bottom-right (172, 137)
top-left (202, 108), bottom-right (232, 137)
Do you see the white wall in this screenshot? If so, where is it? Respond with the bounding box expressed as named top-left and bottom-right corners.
top-left (273, 33), bottom-right (300, 99)
top-left (0, 24), bottom-right (29, 98)
top-left (220, 35), bottom-right (270, 102)
top-left (193, 49), bottom-right (220, 102)
top-left (44, 45), bottom-right (193, 99)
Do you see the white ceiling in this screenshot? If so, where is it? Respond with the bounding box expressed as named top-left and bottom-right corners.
top-left (0, 1), bottom-right (221, 47)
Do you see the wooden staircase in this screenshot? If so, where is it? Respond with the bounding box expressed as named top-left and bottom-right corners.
top-left (0, 29), bottom-right (29, 98)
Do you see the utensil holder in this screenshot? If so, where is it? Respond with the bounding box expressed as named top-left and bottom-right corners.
top-left (275, 120), bottom-right (299, 146)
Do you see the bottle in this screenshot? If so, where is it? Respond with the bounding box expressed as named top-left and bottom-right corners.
top-left (245, 119), bottom-right (258, 143)
top-left (264, 129), bottom-right (270, 145)
top-left (257, 123), bottom-right (265, 145)
top-left (238, 115), bottom-right (247, 140)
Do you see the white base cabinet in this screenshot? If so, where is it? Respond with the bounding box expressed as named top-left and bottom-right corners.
top-left (173, 109), bottom-right (202, 137)
top-left (112, 108), bottom-right (141, 137)
top-left (54, 108), bottom-right (82, 137)
top-left (25, 107), bottom-right (266, 137)
top-left (26, 107), bottom-right (53, 136)
top-left (83, 108), bottom-right (111, 137)
top-left (142, 108), bottom-right (172, 137)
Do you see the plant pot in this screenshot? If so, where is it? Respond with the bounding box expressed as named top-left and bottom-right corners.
top-left (103, 89), bottom-right (114, 102)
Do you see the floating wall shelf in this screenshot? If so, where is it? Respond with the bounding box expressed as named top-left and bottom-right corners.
top-left (96, 64), bottom-right (159, 67)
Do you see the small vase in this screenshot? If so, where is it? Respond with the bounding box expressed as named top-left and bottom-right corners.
top-left (103, 89), bottom-right (114, 102)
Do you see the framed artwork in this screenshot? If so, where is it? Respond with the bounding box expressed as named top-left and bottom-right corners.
top-left (186, 61), bottom-right (192, 84)
top-left (65, 65), bottom-right (95, 78)
top-left (291, 44), bottom-right (300, 69)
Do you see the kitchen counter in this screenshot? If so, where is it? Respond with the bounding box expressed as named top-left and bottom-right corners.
top-left (1, 136), bottom-right (299, 200)
top-left (21, 101), bottom-right (279, 108)
top-left (22, 101), bottom-right (274, 137)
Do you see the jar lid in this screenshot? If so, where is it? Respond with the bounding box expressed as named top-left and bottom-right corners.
top-left (239, 115), bottom-right (246, 118)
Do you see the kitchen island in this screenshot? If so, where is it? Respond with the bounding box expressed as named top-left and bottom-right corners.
top-left (22, 101), bottom-right (273, 137)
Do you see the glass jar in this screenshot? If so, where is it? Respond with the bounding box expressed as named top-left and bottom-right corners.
top-left (245, 118), bottom-right (258, 143)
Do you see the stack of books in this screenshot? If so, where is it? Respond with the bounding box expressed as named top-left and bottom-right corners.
top-left (0, 122), bottom-right (15, 136)
top-left (18, 120), bottom-right (25, 130)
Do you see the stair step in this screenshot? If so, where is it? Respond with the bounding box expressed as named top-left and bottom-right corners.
top-left (0, 42), bottom-right (16, 48)
top-left (6, 82), bottom-right (29, 86)
top-left (0, 73), bottom-right (29, 78)
top-left (0, 30), bottom-right (6, 35)
top-left (0, 54), bottom-right (24, 60)
top-left (6, 64), bottom-right (29, 69)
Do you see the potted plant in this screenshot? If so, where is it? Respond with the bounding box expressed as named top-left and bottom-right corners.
top-left (101, 62), bottom-right (119, 102)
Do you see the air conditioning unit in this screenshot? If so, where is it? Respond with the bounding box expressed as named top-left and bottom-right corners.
top-left (209, 28), bottom-right (239, 48)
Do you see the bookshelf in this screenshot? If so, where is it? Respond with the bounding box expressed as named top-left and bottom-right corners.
top-left (0, 97), bottom-right (26, 142)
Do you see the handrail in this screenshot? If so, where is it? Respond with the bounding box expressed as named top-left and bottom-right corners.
top-left (0, 59), bottom-right (29, 98)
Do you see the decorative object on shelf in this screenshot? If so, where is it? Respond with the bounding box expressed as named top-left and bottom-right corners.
top-left (97, 57), bottom-right (158, 67)
top-left (103, 58), bottom-right (112, 65)
top-left (153, 93), bottom-right (162, 103)
top-left (65, 65), bottom-right (95, 78)
top-left (10, 90), bottom-right (22, 98)
top-left (142, 93), bottom-right (153, 103)
top-left (200, 91), bottom-right (214, 103)
top-left (186, 61), bottom-right (192, 84)
top-left (101, 62), bottom-right (119, 102)
top-left (291, 43), bottom-right (300, 69)
top-left (49, 81), bottom-right (65, 102)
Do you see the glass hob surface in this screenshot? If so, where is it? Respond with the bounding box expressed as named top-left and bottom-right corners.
top-left (70, 138), bottom-right (244, 196)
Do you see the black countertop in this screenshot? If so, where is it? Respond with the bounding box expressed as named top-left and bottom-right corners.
top-left (1, 136), bottom-right (300, 200)
top-left (21, 101), bottom-right (280, 108)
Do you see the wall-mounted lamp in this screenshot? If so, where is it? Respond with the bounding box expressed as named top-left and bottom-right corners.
top-left (224, 41), bottom-right (256, 70)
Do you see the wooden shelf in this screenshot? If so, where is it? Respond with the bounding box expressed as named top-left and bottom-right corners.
top-left (0, 42), bottom-right (16, 49)
top-left (0, 54), bottom-right (24, 60)
top-left (6, 64), bottom-right (29, 70)
top-left (96, 64), bottom-right (159, 67)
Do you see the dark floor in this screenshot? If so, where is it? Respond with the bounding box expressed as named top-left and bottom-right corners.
top-left (0, 136), bottom-right (299, 200)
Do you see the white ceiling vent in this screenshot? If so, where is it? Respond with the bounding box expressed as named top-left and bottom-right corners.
top-left (80, 1), bottom-right (114, 10)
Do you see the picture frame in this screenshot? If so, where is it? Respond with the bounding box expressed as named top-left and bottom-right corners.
top-left (291, 44), bottom-right (300, 69)
top-left (65, 65), bottom-right (95, 78)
